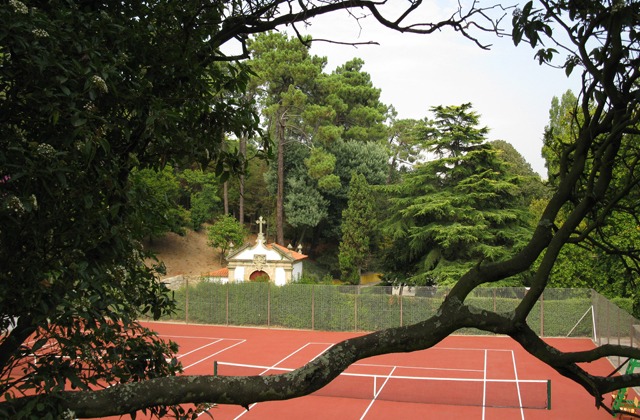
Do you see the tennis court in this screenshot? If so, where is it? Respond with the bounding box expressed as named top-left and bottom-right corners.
top-left (104, 321), bottom-right (623, 419)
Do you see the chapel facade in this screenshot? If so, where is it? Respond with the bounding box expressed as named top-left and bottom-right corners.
top-left (211, 216), bottom-right (307, 286)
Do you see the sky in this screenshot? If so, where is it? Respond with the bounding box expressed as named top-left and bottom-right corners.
top-left (284, 4), bottom-right (582, 177)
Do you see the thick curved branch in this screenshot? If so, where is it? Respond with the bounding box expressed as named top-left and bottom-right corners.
top-left (509, 320), bottom-right (640, 410)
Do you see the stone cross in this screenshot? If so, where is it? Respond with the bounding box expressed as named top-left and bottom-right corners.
top-left (256, 216), bottom-right (265, 235)
top-left (256, 216), bottom-right (266, 243)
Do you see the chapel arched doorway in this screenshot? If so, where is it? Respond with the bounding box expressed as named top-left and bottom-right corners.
top-left (249, 270), bottom-right (270, 282)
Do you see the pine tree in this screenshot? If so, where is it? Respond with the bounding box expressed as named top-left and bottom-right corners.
top-left (382, 104), bottom-right (532, 285)
top-left (339, 172), bottom-right (376, 284)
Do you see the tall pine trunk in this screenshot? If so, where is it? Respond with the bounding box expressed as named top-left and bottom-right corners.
top-left (238, 134), bottom-right (246, 224)
top-left (223, 181), bottom-right (229, 215)
top-left (276, 110), bottom-right (286, 245)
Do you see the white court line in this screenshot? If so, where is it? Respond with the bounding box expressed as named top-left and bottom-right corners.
top-left (177, 339), bottom-right (223, 359)
top-left (97, 339), bottom-right (246, 393)
top-left (482, 349), bottom-right (488, 420)
top-left (216, 364), bottom-right (542, 384)
top-left (182, 339), bottom-right (246, 370)
top-left (229, 342), bottom-right (334, 420)
top-left (161, 334), bottom-right (240, 340)
top-left (357, 348), bottom-right (519, 419)
top-left (212, 345), bottom-right (533, 420)
top-left (434, 346), bottom-right (514, 352)
top-left (359, 366), bottom-right (397, 420)
top-left (354, 362), bottom-right (483, 373)
top-left (511, 350), bottom-right (526, 420)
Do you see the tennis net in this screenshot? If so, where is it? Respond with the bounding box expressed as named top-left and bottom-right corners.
top-left (215, 361), bottom-right (551, 409)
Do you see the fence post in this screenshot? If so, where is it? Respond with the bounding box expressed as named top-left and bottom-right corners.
top-left (591, 289), bottom-right (598, 345)
top-left (185, 278), bottom-right (189, 324)
top-left (267, 283), bottom-right (271, 328)
top-left (540, 292), bottom-right (544, 337)
top-left (311, 285), bottom-right (315, 330)
top-left (617, 304), bottom-right (621, 367)
top-left (606, 297), bottom-right (610, 345)
top-left (493, 288), bottom-right (496, 312)
top-left (225, 282), bottom-right (229, 326)
top-left (354, 286), bottom-right (359, 331)
top-left (400, 293), bottom-right (403, 327)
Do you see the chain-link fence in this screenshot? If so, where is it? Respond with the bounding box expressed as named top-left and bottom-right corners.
top-left (592, 291), bottom-right (640, 370)
top-left (157, 282), bottom-right (633, 340)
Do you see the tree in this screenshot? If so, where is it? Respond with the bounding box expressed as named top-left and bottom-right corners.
top-left (489, 139), bottom-right (550, 202)
top-left (318, 58), bottom-right (389, 144)
top-left (386, 115), bottom-right (424, 184)
top-left (381, 104), bottom-right (532, 285)
top-left (177, 168), bottom-right (222, 231)
top-left (2, 0), bottom-right (640, 418)
top-left (319, 139), bottom-right (389, 241)
top-left (339, 172), bottom-right (376, 284)
top-left (236, 155), bottom-right (274, 222)
top-left (284, 176), bottom-right (329, 245)
top-left (207, 215), bottom-right (247, 263)
top-left (542, 89), bottom-right (581, 181)
top-left (248, 32), bottom-right (327, 245)
top-left (536, 92), bottom-right (640, 314)
top-left (130, 166), bottom-right (190, 239)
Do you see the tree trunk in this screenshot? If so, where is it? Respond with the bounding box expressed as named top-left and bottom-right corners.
top-left (239, 134), bottom-right (247, 224)
top-left (387, 156), bottom-right (397, 184)
top-left (276, 110), bottom-right (286, 245)
top-left (223, 181), bottom-right (229, 216)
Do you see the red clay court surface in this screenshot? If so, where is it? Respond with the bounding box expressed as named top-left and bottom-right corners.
top-left (109, 321), bottom-right (625, 419)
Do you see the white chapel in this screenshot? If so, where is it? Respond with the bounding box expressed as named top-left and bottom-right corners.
top-left (207, 216), bottom-right (307, 286)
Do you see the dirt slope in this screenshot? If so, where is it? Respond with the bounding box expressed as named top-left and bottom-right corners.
top-left (144, 229), bottom-right (223, 277)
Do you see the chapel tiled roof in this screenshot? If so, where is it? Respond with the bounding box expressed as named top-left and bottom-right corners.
top-left (269, 243), bottom-right (307, 261)
top-left (207, 267), bottom-right (229, 277)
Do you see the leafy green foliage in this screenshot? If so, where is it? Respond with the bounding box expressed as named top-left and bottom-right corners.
top-left (386, 117), bottom-right (425, 183)
top-left (538, 90), bottom-right (640, 316)
top-left (189, 185), bottom-right (221, 230)
top-left (284, 176), bottom-right (329, 243)
top-left (339, 173), bottom-right (377, 284)
top-left (317, 58), bottom-right (389, 144)
top-left (381, 105), bottom-right (533, 285)
top-left (3, 0), bottom-right (640, 415)
top-left (130, 166), bottom-right (189, 238)
top-left (177, 169), bottom-right (222, 230)
top-left (248, 32), bottom-right (327, 243)
top-left (207, 215), bottom-right (247, 260)
top-left (541, 90), bottom-right (582, 181)
top-left (489, 140), bottom-right (549, 201)
top-left (248, 35), bottom-right (391, 247)
top-left (0, 1), bottom-right (258, 416)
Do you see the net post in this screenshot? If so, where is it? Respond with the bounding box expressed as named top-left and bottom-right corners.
top-left (547, 379), bottom-right (551, 410)
top-left (591, 304), bottom-right (598, 343)
top-left (225, 281), bottom-right (229, 325)
top-left (214, 360), bottom-right (218, 376)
